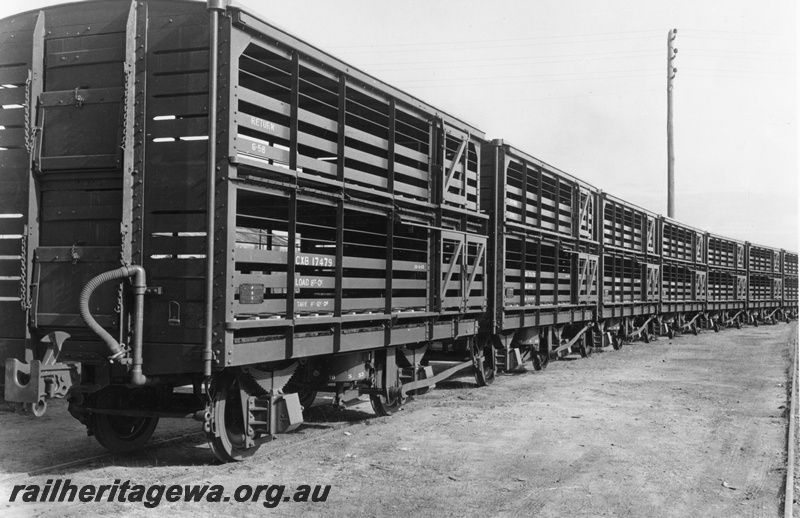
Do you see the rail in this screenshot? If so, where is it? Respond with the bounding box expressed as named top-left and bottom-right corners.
top-left (785, 324), bottom-right (798, 518)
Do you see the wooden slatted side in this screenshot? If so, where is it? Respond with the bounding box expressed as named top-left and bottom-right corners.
top-left (502, 238), bottom-right (572, 308)
top-left (35, 4), bottom-right (128, 39)
top-left (785, 276), bottom-right (798, 303)
top-left (231, 38), bottom-right (438, 205)
top-left (0, 143), bottom-right (28, 319)
top-left (748, 274), bottom-right (777, 300)
top-left (603, 199), bottom-right (644, 253)
top-left (44, 32), bottom-right (126, 91)
top-left (708, 270), bottom-right (736, 301)
top-left (749, 245), bottom-right (774, 273)
top-left (661, 263), bottom-right (694, 301)
top-left (39, 185), bottom-right (122, 246)
top-left (33, 249), bottom-right (121, 328)
top-left (786, 253), bottom-right (798, 276)
top-left (140, 4), bottom-right (209, 345)
top-left (602, 254), bottom-right (643, 303)
top-left (708, 236), bottom-right (738, 269)
top-left (341, 210), bottom-right (391, 313)
top-left (231, 190), bottom-right (432, 321)
top-left (502, 154), bottom-right (576, 239)
top-left (662, 221), bottom-right (695, 262)
top-left (39, 23), bottom-right (127, 171)
top-left (0, 13), bottom-right (36, 340)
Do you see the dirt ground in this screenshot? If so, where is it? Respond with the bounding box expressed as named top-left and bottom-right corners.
top-left (0, 321), bottom-right (796, 518)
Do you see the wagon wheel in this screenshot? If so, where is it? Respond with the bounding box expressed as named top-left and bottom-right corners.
top-left (370, 349), bottom-right (405, 416)
top-left (208, 375), bottom-right (260, 463)
top-left (472, 337), bottom-right (496, 387)
top-left (370, 389), bottom-right (403, 416)
top-left (578, 333), bottom-right (592, 358)
top-left (532, 341), bottom-right (550, 371)
top-left (89, 413), bottom-right (159, 453)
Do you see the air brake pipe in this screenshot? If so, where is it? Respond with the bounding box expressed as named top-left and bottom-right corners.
top-left (79, 265), bottom-right (147, 384)
top-left (203, 0), bottom-right (226, 379)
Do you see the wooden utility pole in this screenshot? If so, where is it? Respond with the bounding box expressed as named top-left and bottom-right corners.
top-left (667, 29), bottom-right (677, 219)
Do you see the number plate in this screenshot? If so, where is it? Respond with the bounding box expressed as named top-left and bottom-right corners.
top-left (239, 284), bottom-right (265, 304)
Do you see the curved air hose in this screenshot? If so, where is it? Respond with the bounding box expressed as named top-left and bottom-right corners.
top-left (79, 265), bottom-right (148, 385)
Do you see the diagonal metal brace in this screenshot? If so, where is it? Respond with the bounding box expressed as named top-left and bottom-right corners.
top-left (400, 359), bottom-right (473, 397)
top-left (631, 316), bottom-right (655, 339)
top-left (679, 313), bottom-right (701, 331)
top-left (552, 324), bottom-right (592, 355)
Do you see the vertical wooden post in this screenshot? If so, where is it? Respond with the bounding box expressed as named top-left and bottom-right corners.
top-left (667, 29), bottom-right (677, 219)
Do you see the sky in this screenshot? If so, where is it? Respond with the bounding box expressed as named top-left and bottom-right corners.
top-left (1, 0), bottom-right (797, 251)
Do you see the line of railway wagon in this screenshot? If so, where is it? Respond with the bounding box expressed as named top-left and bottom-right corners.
top-left (0, 0), bottom-right (796, 462)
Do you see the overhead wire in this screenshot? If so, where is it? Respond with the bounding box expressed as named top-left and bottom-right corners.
top-left (334, 34), bottom-right (666, 54)
top-left (681, 28), bottom-right (791, 37)
top-left (681, 67), bottom-right (793, 75)
top-left (678, 31), bottom-right (793, 43)
top-left (457, 87), bottom-right (663, 104)
top-left (329, 29), bottom-right (664, 50)
top-left (326, 24), bottom-right (794, 103)
top-left (393, 68), bottom-right (663, 84)
top-left (354, 49), bottom-right (663, 70)
top-left (397, 73), bottom-right (663, 89)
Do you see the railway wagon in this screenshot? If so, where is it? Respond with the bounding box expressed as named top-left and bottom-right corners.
top-left (784, 252), bottom-right (798, 318)
top-left (746, 243), bottom-right (786, 324)
top-left (598, 192), bottom-right (661, 345)
top-left (479, 140), bottom-right (599, 372)
top-left (706, 233), bottom-right (747, 329)
top-left (660, 218), bottom-right (708, 336)
top-left (1, 0), bottom-right (494, 462)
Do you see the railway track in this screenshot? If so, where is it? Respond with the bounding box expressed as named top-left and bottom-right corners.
top-left (786, 324), bottom-right (799, 518)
